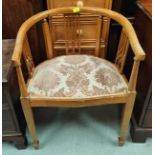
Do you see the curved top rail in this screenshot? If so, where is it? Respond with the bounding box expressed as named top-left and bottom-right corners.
top-left (12, 7), bottom-right (145, 64)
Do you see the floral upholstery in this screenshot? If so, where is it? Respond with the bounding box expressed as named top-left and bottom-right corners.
top-left (27, 55), bottom-right (128, 99)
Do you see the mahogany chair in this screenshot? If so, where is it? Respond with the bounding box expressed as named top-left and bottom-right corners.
top-left (12, 7), bottom-right (145, 149)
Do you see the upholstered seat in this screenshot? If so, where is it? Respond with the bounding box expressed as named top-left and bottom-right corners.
top-left (27, 55), bottom-right (128, 98)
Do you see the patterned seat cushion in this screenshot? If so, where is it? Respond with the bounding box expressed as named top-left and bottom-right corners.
top-left (27, 55), bottom-right (128, 99)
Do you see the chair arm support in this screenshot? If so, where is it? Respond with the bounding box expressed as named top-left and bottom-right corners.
top-left (15, 65), bottom-right (29, 97)
top-left (123, 27), bottom-right (145, 61)
top-left (12, 29), bottom-right (28, 65)
top-left (115, 29), bottom-right (129, 73)
top-left (128, 60), bottom-right (140, 91)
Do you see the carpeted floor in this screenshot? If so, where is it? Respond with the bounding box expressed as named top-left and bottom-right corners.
top-left (3, 105), bottom-right (152, 155)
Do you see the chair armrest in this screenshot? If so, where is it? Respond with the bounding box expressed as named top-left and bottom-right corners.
top-left (110, 11), bottom-right (146, 61)
top-left (12, 28), bottom-right (27, 65)
top-left (123, 25), bottom-right (145, 61)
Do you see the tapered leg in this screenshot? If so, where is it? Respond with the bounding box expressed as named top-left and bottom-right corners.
top-left (119, 93), bottom-right (136, 145)
top-left (21, 98), bottom-right (39, 149)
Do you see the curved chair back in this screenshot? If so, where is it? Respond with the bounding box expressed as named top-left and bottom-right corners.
top-left (12, 7), bottom-right (145, 63)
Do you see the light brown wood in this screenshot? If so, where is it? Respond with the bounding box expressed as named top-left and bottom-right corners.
top-left (42, 19), bottom-right (54, 59)
top-left (119, 92), bottom-right (136, 145)
top-left (64, 15), bottom-right (69, 54)
top-left (47, 0), bottom-right (112, 9)
top-left (11, 7), bottom-right (145, 148)
top-left (15, 65), bottom-right (28, 97)
top-left (47, 0), bottom-right (112, 57)
top-left (12, 7), bottom-right (145, 64)
top-left (23, 35), bottom-right (34, 77)
top-left (128, 60), bottom-right (140, 91)
top-left (50, 16), bottom-right (106, 55)
top-left (95, 16), bottom-right (103, 57)
top-left (20, 98), bottom-right (39, 149)
top-left (29, 94), bottom-right (128, 107)
top-left (115, 28), bottom-right (129, 73)
top-left (101, 17), bottom-right (110, 58)
top-left (63, 13), bottom-right (82, 54)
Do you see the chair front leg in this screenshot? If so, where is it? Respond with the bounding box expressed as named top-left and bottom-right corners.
top-left (21, 98), bottom-right (39, 149)
top-left (119, 92), bottom-right (136, 145)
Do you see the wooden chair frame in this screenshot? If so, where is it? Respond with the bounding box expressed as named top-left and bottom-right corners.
top-left (12, 7), bottom-right (145, 149)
